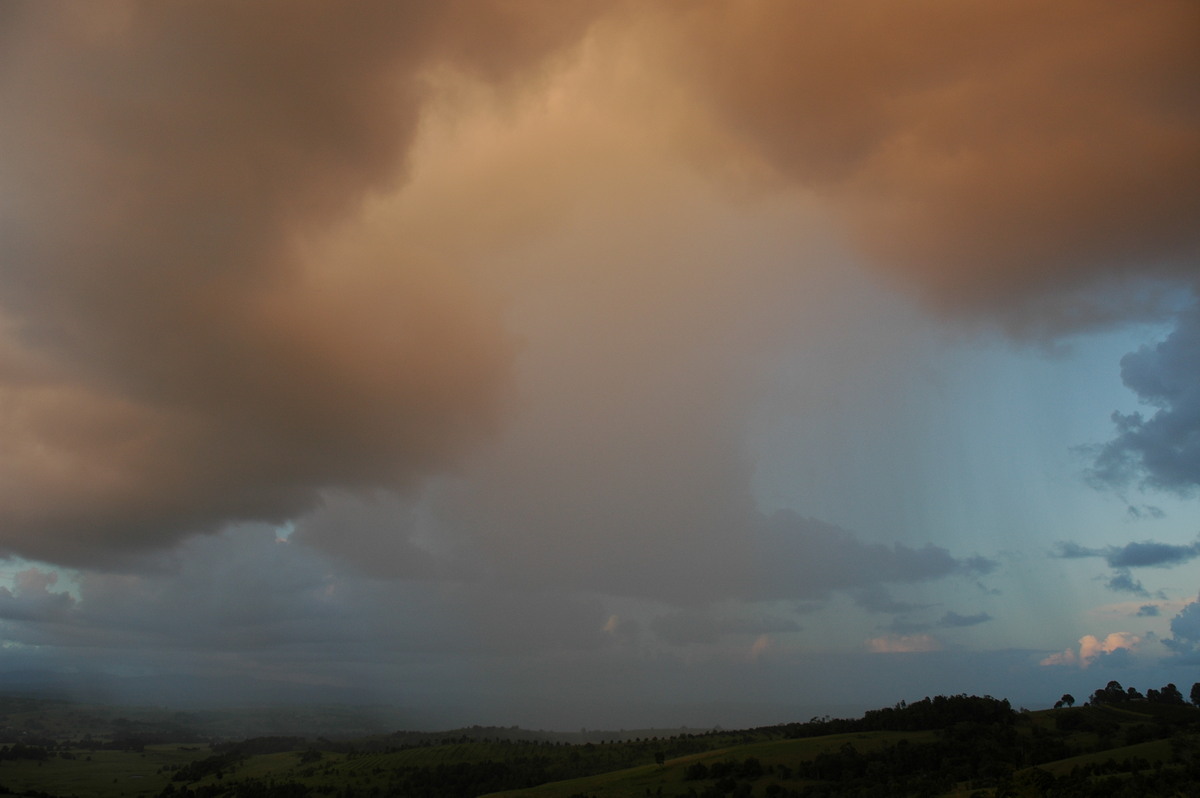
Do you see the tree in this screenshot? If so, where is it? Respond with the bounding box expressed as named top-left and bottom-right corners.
top-left (1190, 682), bottom-right (1200, 707)
top-left (1158, 683), bottom-right (1184, 705)
top-left (654, 751), bottom-right (665, 767)
top-left (1059, 694), bottom-right (1075, 708)
top-left (1090, 681), bottom-right (1125, 705)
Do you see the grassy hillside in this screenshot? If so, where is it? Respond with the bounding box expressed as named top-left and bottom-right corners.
top-left (0, 688), bottom-right (1194, 796)
top-left (478, 731), bottom-right (938, 798)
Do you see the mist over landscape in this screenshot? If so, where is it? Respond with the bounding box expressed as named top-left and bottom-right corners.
top-left (0, 0), bottom-right (1197, 734)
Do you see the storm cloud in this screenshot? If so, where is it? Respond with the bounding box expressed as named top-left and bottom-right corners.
top-left (656, 0), bottom-right (1200, 328)
top-left (1054, 538), bottom-right (1200, 569)
top-left (0, 1), bottom-right (602, 564)
top-left (1091, 304), bottom-right (1200, 494)
top-left (0, 1), bottom-right (1197, 727)
top-left (3, 0), bottom-right (1197, 568)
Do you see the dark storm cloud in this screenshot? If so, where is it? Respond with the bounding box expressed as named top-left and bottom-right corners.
top-left (1091, 647), bottom-right (1137, 670)
top-left (1053, 538), bottom-right (1200, 569)
top-left (1105, 570), bottom-right (1149, 597)
top-left (1090, 303), bottom-right (1200, 494)
top-left (1163, 595), bottom-right (1200, 663)
top-left (0, 570), bottom-right (77, 623)
top-left (288, 494), bottom-right (447, 582)
top-left (938, 611), bottom-right (992, 628)
top-left (2, 0), bottom-right (1194, 593)
top-left (0, 526), bottom-right (616, 674)
top-left (877, 608), bottom-right (991, 635)
top-left (0, 1), bottom-right (599, 565)
top-left (751, 512), bottom-right (994, 602)
top-left (1107, 539), bottom-right (1200, 569)
top-left (1053, 537), bottom-right (1195, 595)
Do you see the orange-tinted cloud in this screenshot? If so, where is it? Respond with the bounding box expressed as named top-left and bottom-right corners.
top-left (1040, 631), bottom-right (1142, 667)
top-left (656, 0), bottom-right (1200, 327)
top-left (0, 2), bottom-right (599, 564)
top-left (2, 0), bottom-right (1196, 571)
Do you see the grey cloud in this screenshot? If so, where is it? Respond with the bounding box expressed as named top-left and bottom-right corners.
top-left (1090, 303), bottom-right (1200, 495)
top-left (938, 611), bottom-right (992, 628)
top-left (289, 494), bottom-right (448, 582)
top-left (880, 609), bottom-right (992, 635)
top-left (1105, 570), bottom-right (1149, 597)
top-left (751, 511), bottom-right (995, 602)
top-left (880, 618), bottom-right (930, 635)
top-left (1136, 605), bottom-right (1160, 617)
top-left (0, 525), bottom-right (617, 678)
top-left (1053, 537), bottom-right (1200, 569)
top-left (651, 610), bottom-right (800, 647)
top-left (1163, 596), bottom-right (1200, 663)
top-left (1092, 647), bottom-right (1137, 670)
top-left (0, 570), bottom-right (76, 623)
top-left (1053, 542), bottom-right (1102, 559)
top-left (1126, 504), bottom-right (1166, 520)
top-left (852, 586), bottom-right (927, 615)
top-left (1106, 540), bottom-right (1200, 569)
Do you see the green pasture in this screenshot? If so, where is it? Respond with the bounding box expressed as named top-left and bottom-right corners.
top-left (0, 744), bottom-right (203, 798)
top-left (479, 730), bottom-right (938, 798)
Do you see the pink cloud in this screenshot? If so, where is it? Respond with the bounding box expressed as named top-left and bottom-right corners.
top-left (1040, 632), bottom-right (1141, 668)
top-left (748, 634), bottom-right (772, 661)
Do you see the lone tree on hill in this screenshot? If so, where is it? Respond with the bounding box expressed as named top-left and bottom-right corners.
top-left (1059, 693), bottom-right (1075, 708)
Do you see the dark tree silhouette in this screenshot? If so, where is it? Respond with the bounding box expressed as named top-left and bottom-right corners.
top-left (1190, 682), bottom-right (1200, 707)
top-left (1059, 693), bottom-right (1075, 708)
top-left (1090, 680), bottom-right (1126, 705)
top-left (1158, 683), bottom-right (1184, 705)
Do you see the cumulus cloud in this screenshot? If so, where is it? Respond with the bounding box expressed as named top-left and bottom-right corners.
top-left (0, 569), bottom-right (76, 623)
top-left (0, 1), bottom-right (599, 565)
top-left (1106, 570), bottom-right (1150, 597)
top-left (1162, 594), bottom-right (1200, 663)
top-left (0, 1), bottom-right (1195, 728)
top-left (655, 0), bottom-right (1200, 329)
top-left (1090, 303), bottom-right (1200, 494)
top-left (1040, 631), bottom-right (1142, 668)
top-left (0, 0), bottom-right (1195, 577)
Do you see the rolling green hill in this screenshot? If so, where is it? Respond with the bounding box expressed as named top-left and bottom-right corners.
top-left (0, 685), bottom-right (1194, 797)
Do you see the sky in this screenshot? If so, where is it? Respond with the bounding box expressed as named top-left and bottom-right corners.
top-left (0, 1), bottom-right (1197, 730)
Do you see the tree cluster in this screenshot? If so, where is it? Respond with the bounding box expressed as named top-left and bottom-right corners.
top-left (1086, 680), bottom-right (1193, 707)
